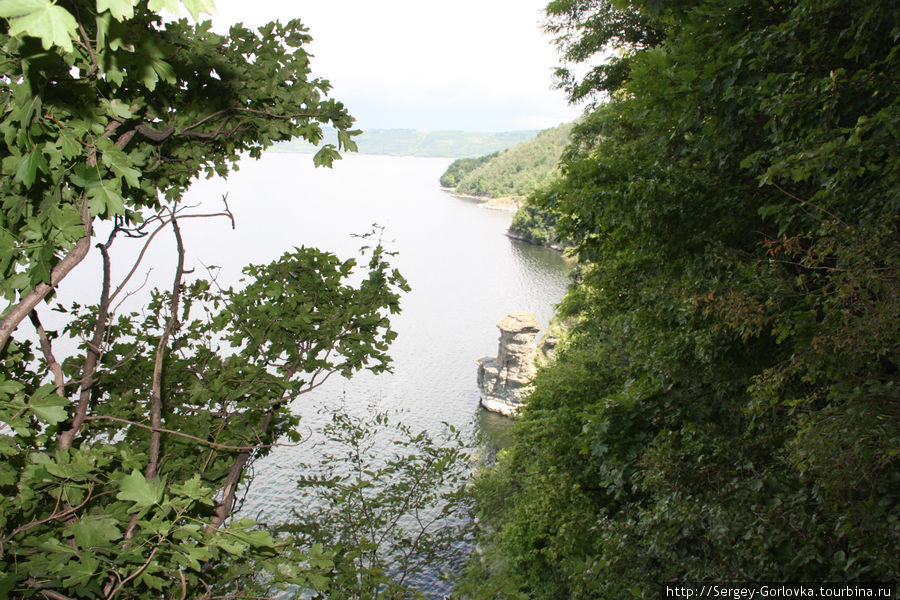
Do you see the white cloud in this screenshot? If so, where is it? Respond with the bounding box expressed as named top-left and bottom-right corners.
top-left (210, 0), bottom-right (582, 130)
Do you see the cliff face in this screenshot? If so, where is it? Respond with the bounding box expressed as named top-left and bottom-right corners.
top-left (476, 311), bottom-right (541, 417)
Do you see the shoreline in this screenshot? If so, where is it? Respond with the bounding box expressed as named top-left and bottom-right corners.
top-left (441, 187), bottom-right (571, 254)
top-left (440, 188), bottom-right (523, 212)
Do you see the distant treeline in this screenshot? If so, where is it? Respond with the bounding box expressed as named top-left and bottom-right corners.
top-left (274, 128), bottom-right (540, 158)
top-left (439, 122), bottom-right (573, 198)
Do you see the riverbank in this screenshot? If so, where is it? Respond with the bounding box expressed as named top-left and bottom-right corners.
top-left (440, 187), bottom-right (523, 212)
top-left (506, 228), bottom-right (569, 252)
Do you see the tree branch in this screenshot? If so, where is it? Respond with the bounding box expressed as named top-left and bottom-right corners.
top-left (134, 123), bottom-right (176, 143)
top-left (75, 16), bottom-right (99, 76)
top-left (7, 488), bottom-right (108, 539)
top-left (179, 107), bottom-right (317, 135)
top-left (772, 182), bottom-right (849, 227)
top-left (28, 310), bottom-right (65, 398)
top-left (0, 197), bottom-right (91, 353)
top-left (147, 216), bottom-right (185, 479)
top-left (59, 226), bottom-right (117, 449)
top-left (105, 537), bottom-right (161, 600)
top-left (205, 409), bottom-right (276, 534)
top-left (81, 415), bottom-right (302, 451)
top-left (24, 581), bottom-right (77, 600)
top-left (109, 200), bottom-right (234, 305)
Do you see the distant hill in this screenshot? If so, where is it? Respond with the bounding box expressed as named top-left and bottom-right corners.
top-left (439, 121), bottom-right (574, 199)
top-left (272, 129), bottom-right (541, 158)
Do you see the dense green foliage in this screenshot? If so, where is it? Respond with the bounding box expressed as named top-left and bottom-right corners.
top-left (275, 128), bottom-right (541, 158)
top-left (439, 153), bottom-right (499, 188)
top-left (461, 0), bottom-right (900, 596)
top-left (0, 1), bottom-right (428, 597)
top-left (507, 202), bottom-right (563, 248)
top-left (441, 121), bottom-right (574, 198)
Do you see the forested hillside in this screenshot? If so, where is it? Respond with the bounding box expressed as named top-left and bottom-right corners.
top-left (460, 0), bottom-right (900, 597)
top-left (439, 121), bottom-right (573, 198)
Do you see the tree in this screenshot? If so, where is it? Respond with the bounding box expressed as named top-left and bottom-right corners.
top-left (0, 1), bottom-right (414, 597)
top-left (0, 0), bottom-right (357, 350)
top-left (544, 0), bottom-right (664, 102)
top-left (462, 0), bottom-right (900, 597)
top-left (286, 408), bottom-right (473, 600)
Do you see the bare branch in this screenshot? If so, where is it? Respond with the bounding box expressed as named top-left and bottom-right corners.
top-left (29, 585), bottom-right (76, 600)
top-left (111, 268), bottom-right (153, 316)
top-left (28, 310), bottom-right (65, 398)
top-left (147, 216), bottom-right (186, 479)
top-left (179, 570), bottom-right (187, 600)
top-left (109, 200), bottom-right (235, 305)
top-left (179, 122), bottom-right (248, 140)
top-left (59, 226), bottom-right (117, 449)
top-left (107, 217), bottom-right (171, 305)
top-left (179, 106), bottom-right (316, 134)
top-left (114, 128), bottom-right (137, 149)
top-left (205, 409), bottom-right (276, 534)
top-left (76, 21), bottom-right (98, 76)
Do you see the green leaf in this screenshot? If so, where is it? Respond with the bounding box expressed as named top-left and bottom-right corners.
top-left (14, 148), bottom-right (48, 188)
top-left (0, 464), bottom-right (18, 486)
top-left (101, 147), bottom-right (141, 188)
top-left (140, 63), bottom-right (163, 90)
top-left (67, 516), bottom-right (122, 548)
top-left (337, 129), bottom-right (359, 153)
top-left (170, 474), bottom-right (213, 504)
top-left (152, 58), bottom-right (175, 86)
top-left (213, 535), bottom-right (245, 555)
top-left (87, 183), bottom-right (125, 216)
top-left (30, 402), bottom-right (67, 425)
top-left (29, 386), bottom-right (68, 425)
top-left (313, 145), bottom-right (341, 168)
top-left (116, 470), bottom-right (163, 508)
top-left (0, 379), bottom-right (24, 396)
top-left (147, 0), bottom-right (180, 13)
top-left (179, 0), bottom-right (215, 21)
top-left (137, 571), bottom-right (165, 590)
top-left (233, 528), bottom-right (275, 550)
top-left (0, 570), bottom-right (15, 597)
top-left (0, 0), bottom-right (50, 19)
top-left (0, 0), bottom-right (77, 52)
top-left (104, 98), bottom-right (134, 120)
top-left (60, 555), bottom-right (99, 588)
top-left (96, 0), bottom-right (135, 21)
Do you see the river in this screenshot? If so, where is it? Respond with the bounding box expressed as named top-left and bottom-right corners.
top-left (54, 152), bottom-right (571, 596)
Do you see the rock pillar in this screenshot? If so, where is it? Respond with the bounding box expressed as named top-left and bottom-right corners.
top-left (476, 311), bottom-right (541, 416)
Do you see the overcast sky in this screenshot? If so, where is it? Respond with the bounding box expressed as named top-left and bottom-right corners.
top-left (209, 0), bottom-right (583, 131)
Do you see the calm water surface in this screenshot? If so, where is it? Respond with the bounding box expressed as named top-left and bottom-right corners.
top-left (56, 153), bottom-right (570, 596)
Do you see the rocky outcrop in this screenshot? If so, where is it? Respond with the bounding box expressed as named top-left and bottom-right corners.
top-left (476, 311), bottom-right (541, 416)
